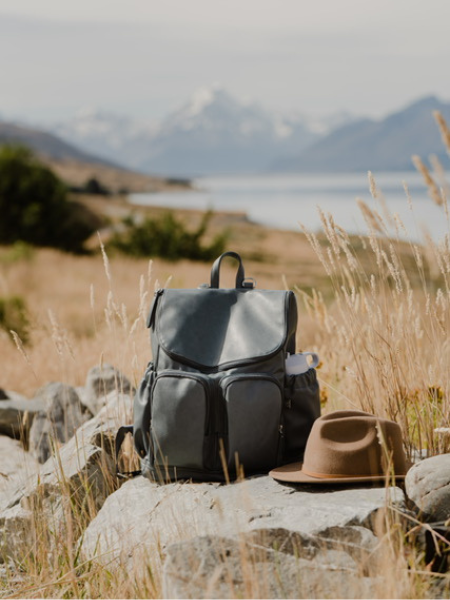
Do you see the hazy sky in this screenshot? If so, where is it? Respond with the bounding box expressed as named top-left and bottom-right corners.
top-left (1, 0), bottom-right (449, 123)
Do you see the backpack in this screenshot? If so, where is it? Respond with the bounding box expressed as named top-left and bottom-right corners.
top-left (117, 251), bottom-right (320, 482)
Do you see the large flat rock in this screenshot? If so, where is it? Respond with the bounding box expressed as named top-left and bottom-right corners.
top-left (81, 475), bottom-right (406, 567)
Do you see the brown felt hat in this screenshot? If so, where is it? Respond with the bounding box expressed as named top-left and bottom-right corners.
top-left (270, 410), bottom-right (408, 484)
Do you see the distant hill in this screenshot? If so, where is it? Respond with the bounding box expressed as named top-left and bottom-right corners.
top-left (0, 120), bottom-right (185, 193)
top-left (272, 96), bottom-right (450, 172)
top-left (0, 120), bottom-right (123, 168)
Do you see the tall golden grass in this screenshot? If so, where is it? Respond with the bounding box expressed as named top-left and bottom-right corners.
top-left (1, 113), bottom-right (450, 597)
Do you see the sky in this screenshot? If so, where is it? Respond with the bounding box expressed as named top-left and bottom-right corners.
top-left (1, 0), bottom-right (450, 124)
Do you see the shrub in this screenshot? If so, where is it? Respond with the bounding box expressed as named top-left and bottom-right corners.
top-left (109, 210), bottom-right (228, 261)
top-left (0, 295), bottom-right (29, 342)
top-left (70, 177), bottom-right (110, 196)
top-left (0, 241), bottom-right (34, 264)
top-left (0, 145), bottom-right (101, 252)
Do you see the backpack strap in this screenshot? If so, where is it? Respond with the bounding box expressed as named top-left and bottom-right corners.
top-left (115, 425), bottom-right (141, 479)
top-left (210, 251), bottom-right (246, 289)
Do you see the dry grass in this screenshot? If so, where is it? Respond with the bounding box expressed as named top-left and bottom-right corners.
top-left (2, 118), bottom-right (450, 595)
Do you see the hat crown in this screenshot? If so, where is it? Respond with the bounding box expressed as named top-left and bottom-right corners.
top-left (302, 410), bottom-right (407, 479)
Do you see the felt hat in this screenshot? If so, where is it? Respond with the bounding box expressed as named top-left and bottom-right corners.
top-left (270, 410), bottom-right (408, 484)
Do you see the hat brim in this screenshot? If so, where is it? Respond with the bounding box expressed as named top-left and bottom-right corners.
top-left (269, 462), bottom-right (406, 484)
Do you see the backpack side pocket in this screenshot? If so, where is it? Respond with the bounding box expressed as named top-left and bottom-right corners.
top-left (133, 362), bottom-right (155, 458)
top-left (283, 369), bottom-right (321, 463)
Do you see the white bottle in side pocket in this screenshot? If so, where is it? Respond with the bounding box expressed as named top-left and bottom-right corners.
top-left (285, 352), bottom-right (319, 375)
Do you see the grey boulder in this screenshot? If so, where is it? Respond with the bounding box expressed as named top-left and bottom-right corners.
top-left (405, 453), bottom-right (450, 521)
top-left (0, 391), bottom-right (44, 440)
top-left (0, 436), bottom-right (38, 492)
top-left (28, 382), bottom-right (89, 463)
top-left (83, 364), bottom-right (133, 414)
top-left (0, 391), bottom-right (131, 562)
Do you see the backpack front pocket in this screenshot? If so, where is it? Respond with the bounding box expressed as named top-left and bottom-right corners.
top-left (151, 372), bottom-right (213, 471)
top-left (220, 374), bottom-right (283, 473)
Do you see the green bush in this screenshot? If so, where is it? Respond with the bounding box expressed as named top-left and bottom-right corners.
top-left (0, 241), bottom-right (35, 264)
top-left (0, 145), bottom-right (101, 252)
top-left (0, 296), bottom-right (29, 342)
top-left (109, 210), bottom-right (228, 261)
top-left (70, 177), bottom-right (111, 196)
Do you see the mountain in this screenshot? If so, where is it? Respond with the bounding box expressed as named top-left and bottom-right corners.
top-left (137, 87), bottom-right (321, 175)
top-left (6, 91), bottom-right (446, 176)
top-left (272, 96), bottom-right (450, 172)
top-left (52, 107), bottom-right (157, 167)
top-left (49, 86), bottom-right (355, 176)
top-left (0, 119), bottom-right (118, 167)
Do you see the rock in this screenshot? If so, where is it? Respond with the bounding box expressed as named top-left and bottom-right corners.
top-left (84, 364), bottom-right (133, 414)
top-left (28, 382), bottom-right (89, 463)
top-left (0, 435), bottom-right (38, 492)
top-left (75, 386), bottom-right (94, 416)
top-left (0, 391), bottom-right (131, 562)
top-left (162, 535), bottom-right (380, 599)
top-left (4, 392), bottom-right (131, 513)
top-left (0, 393), bottom-right (44, 440)
top-left (80, 475), bottom-right (406, 569)
top-left (405, 454), bottom-right (450, 521)
top-left (0, 504), bottom-right (34, 563)
top-left (0, 560), bottom-right (25, 591)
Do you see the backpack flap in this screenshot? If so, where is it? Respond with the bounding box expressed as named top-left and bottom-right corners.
top-left (151, 288), bottom-right (297, 370)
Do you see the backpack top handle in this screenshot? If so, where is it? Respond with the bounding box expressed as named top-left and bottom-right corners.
top-left (210, 251), bottom-right (248, 289)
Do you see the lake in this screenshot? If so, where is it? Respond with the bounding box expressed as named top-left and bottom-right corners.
top-left (129, 172), bottom-right (450, 242)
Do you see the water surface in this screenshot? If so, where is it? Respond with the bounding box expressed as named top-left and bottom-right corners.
top-left (129, 172), bottom-right (449, 242)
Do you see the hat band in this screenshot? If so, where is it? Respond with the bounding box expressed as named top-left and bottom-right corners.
top-left (301, 466), bottom-right (384, 479)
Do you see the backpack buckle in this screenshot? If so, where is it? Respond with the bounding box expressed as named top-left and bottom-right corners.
top-left (242, 278), bottom-right (256, 289)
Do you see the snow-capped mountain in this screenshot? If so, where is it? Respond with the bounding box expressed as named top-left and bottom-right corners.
top-left (135, 86), bottom-right (322, 175)
top-left (49, 86), bottom-right (357, 175)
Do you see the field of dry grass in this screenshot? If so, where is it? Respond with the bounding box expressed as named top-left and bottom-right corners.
top-left (0, 221), bottom-right (326, 397)
top-left (1, 127), bottom-right (450, 595)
